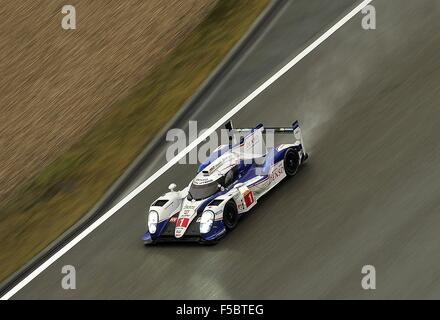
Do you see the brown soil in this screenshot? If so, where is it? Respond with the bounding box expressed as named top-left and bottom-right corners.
top-left (0, 0), bottom-right (216, 203)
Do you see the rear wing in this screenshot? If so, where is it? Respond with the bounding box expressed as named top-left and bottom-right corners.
top-left (225, 120), bottom-right (306, 153)
top-left (225, 120), bottom-right (300, 134)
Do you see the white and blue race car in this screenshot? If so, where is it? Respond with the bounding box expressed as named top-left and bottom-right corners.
top-left (142, 120), bottom-right (308, 244)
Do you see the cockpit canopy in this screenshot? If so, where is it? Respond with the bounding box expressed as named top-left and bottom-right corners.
top-left (187, 166), bottom-right (237, 201)
top-left (187, 180), bottom-right (220, 201)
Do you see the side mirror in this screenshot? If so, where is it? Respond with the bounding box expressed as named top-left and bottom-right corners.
top-left (168, 183), bottom-right (177, 192)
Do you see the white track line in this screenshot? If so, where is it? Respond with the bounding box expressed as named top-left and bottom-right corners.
top-left (1, 0), bottom-right (372, 300)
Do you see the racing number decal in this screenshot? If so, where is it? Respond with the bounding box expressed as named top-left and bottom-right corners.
top-left (176, 218), bottom-right (189, 228)
top-left (243, 190), bottom-right (254, 207)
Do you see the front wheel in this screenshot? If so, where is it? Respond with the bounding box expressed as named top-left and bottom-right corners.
top-left (223, 200), bottom-right (238, 230)
top-left (284, 148), bottom-right (300, 176)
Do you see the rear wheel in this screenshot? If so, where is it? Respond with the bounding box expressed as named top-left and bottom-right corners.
top-left (284, 148), bottom-right (300, 176)
top-left (223, 200), bottom-right (238, 230)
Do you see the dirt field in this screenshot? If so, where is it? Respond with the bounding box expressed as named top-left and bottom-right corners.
top-left (0, 0), bottom-right (216, 203)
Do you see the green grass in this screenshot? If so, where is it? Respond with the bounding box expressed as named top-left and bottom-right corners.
top-left (0, 0), bottom-right (270, 282)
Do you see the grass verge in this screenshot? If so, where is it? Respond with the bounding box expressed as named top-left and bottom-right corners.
top-left (0, 0), bottom-right (270, 282)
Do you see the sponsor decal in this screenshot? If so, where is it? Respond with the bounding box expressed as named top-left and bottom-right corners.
top-left (269, 164), bottom-right (284, 183)
top-left (175, 228), bottom-right (184, 238)
top-left (243, 190), bottom-right (254, 207)
top-left (175, 199), bottom-right (200, 237)
top-left (183, 204), bottom-right (197, 210)
top-left (194, 177), bottom-right (212, 184)
top-left (169, 217), bottom-right (178, 223)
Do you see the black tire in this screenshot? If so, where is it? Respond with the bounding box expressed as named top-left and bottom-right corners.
top-left (223, 200), bottom-right (238, 230)
top-left (284, 148), bottom-right (300, 176)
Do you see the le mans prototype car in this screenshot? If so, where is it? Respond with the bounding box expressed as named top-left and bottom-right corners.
top-left (142, 120), bottom-right (308, 244)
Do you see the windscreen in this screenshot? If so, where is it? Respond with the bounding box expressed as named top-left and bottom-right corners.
top-left (188, 180), bottom-right (219, 200)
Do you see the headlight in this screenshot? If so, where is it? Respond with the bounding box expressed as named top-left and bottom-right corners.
top-left (148, 211), bottom-right (159, 234)
top-left (200, 210), bottom-right (214, 234)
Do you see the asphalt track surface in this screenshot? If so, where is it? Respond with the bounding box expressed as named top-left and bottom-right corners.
top-left (13, 0), bottom-right (440, 299)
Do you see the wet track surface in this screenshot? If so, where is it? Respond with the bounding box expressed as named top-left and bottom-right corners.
top-left (14, 0), bottom-right (440, 299)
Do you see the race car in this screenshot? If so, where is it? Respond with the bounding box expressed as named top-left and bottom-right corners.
top-left (142, 120), bottom-right (308, 244)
